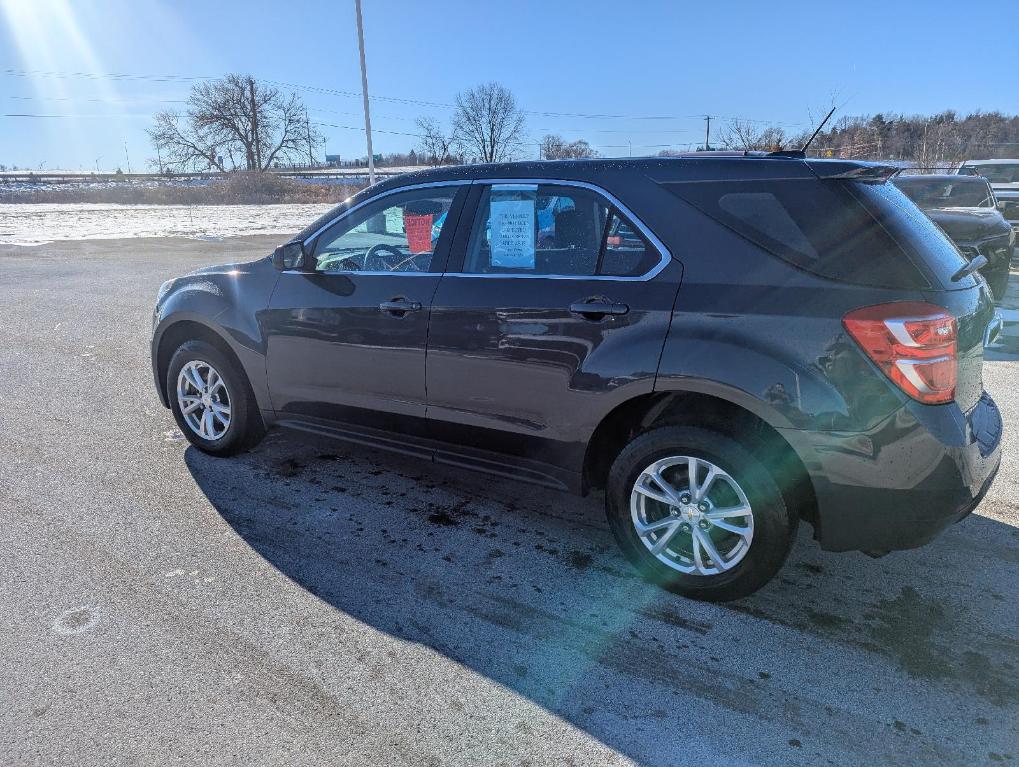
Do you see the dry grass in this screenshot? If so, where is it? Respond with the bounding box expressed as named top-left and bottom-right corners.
top-left (0, 172), bottom-right (365, 205)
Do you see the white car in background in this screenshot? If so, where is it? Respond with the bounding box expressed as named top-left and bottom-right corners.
top-left (957, 159), bottom-right (1019, 235)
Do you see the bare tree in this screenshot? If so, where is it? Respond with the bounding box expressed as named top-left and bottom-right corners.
top-left (540, 134), bottom-right (598, 160)
top-left (451, 82), bottom-right (526, 163)
top-left (415, 116), bottom-right (456, 163)
top-left (149, 74), bottom-right (321, 172)
top-left (911, 118), bottom-right (961, 170)
top-left (720, 119), bottom-right (788, 151)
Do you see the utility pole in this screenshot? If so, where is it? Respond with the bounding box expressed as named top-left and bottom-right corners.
top-left (703, 115), bottom-right (712, 151)
top-left (354, 0), bottom-right (376, 185)
top-left (248, 77), bottom-right (261, 170)
top-left (123, 142), bottom-right (131, 174)
top-left (305, 107), bottom-right (314, 167)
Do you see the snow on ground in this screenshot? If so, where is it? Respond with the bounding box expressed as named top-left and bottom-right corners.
top-left (0, 203), bottom-right (335, 246)
top-left (0, 177), bottom-right (217, 194)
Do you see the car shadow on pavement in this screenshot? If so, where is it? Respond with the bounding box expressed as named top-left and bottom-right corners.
top-left (184, 431), bottom-right (1019, 765)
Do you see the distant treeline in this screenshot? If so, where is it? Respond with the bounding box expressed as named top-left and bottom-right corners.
top-left (805, 111), bottom-right (1019, 165)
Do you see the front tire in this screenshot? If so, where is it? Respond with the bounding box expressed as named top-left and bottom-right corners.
top-left (166, 340), bottom-right (264, 456)
top-left (606, 425), bottom-right (797, 601)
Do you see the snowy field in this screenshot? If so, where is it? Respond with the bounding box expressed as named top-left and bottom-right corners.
top-left (0, 202), bottom-right (335, 246)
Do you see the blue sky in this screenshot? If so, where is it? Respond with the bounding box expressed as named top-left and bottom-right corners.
top-left (1, 0), bottom-right (1017, 170)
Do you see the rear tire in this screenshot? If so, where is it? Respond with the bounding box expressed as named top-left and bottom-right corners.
top-left (166, 340), bottom-right (265, 456)
top-left (606, 425), bottom-right (797, 601)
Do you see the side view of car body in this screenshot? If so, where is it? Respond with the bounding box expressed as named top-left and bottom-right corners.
top-left (153, 155), bottom-right (1003, 601)
top-left (892, 173), bottom-right (1015, 300)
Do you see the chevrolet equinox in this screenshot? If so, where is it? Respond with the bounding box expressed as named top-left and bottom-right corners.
top-left (152, 155), bottom-right (1003, 601)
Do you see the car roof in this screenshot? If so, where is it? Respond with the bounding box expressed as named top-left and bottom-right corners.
top-left (369, 155), bottom-right (895, 194)
top-left (295, 155), bottom-right (896, 243)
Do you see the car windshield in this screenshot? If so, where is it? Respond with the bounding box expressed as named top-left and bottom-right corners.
top-left (964, 163), bottom-right (1019, 183)
top-left (894, 177), bottom-right (995, 209)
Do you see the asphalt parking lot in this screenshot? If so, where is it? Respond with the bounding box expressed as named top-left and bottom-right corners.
top-left (1, 237), bottom-right (1017, 766)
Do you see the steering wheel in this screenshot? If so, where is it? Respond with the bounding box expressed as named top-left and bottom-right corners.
top-left (364, 242), bottom-right (405, 271)
top-left (387, 252), bottom-right (429, 272)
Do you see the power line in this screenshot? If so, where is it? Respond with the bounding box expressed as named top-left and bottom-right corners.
top-left (1, 67), bottom-right (801, 126)
top-left (535, 126), bottom-right (692, 135)
top-left (1, 67), bottom-right (206, 83)
top-left (4, 93), bottom-right (696, 135)
top-left (8, 94), bottom-right (187, 104)
top-left (1, 113), bottom-right (152, 119)
top-left (311, 120), bottom-right (421, 138)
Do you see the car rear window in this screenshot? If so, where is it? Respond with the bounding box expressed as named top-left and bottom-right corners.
top-left (963, 163), bottom-right (1019, 183)
top-left (893, 177), bottom-right (995, 209)
top-left (665, 178), bottom-right (968, 289)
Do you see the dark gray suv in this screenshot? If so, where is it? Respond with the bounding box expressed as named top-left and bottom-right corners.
top-left (152, 155), bottom-right (1003, 601)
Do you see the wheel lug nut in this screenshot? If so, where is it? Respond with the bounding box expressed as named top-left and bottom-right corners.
top-left (698, 503), bottom-right (708, 512)
top-left (699, 520), bottom-right (709, 529)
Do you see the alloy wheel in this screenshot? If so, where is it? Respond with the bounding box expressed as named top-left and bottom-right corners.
top-left (630, 455), bottom-right (754, 576)
top-left (176, 360), bottom-right (231, 441)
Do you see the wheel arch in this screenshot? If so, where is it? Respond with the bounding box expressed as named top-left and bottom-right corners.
top-left (154, 318), bottom-right (263, 415)
top-left (583, 388), bottom-right (818, 529)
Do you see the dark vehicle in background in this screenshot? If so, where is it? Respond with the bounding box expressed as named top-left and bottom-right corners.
top-left (893, 174), bottom-right (1015, 300)
top-left (152, 155), bottom-right (1002, 601)
top-left (957, 159), bottom-right (1019, 234)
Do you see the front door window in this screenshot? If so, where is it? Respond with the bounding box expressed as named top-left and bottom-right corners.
top-left (314, 188), bottom-right (459, 274)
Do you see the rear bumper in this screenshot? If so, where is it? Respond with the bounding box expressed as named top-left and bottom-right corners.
top-left (779, 393), bottom-right (1002, 553)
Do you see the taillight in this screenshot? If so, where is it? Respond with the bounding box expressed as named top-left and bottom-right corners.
top-left (843, 302), bottom-right (957, 405)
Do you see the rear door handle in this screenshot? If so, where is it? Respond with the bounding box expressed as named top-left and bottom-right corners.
top-left (379, 299), bottom-right (422, 315)
top-left (569, 301), bottom-right (629, 318)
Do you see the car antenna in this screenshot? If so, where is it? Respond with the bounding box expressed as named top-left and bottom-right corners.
top-left (769, 105), bottom-right (838, 158)
top-left (801, 105), bottom-right (838, 154)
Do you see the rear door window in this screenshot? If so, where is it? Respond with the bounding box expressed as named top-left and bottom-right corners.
top-left (665, 179), bottom-right (955, 289)
top-left (462, 183), bottom-right (659, 277)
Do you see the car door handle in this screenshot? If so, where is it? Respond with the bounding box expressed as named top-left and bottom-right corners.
top-left (379, 299), bottom-right (422, 315)
top-left (569, 301), bottom-right (629, 318)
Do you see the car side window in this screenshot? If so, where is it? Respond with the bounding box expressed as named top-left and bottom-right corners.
top-left (313, 188), bottom-right (458, 273)
top-left (461, 183), bottom-right (658, 278)
top-left (600, 210), bottom-right (659, 276)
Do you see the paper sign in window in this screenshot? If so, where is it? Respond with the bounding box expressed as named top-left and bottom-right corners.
top-left (490, 186), bottom-right (537, 268)
top-left (403, 212), bottom-right (434, 253)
